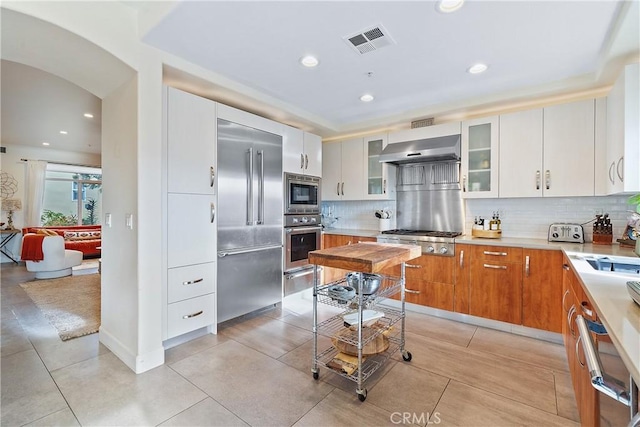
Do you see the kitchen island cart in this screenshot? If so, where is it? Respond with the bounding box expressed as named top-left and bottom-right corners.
top-left (308, 242), bottom-right (421, 401)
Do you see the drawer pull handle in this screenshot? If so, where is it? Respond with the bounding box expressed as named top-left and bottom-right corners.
top-left (405, 289), bottom-right (421, 294)
top-left (562, 289), bottom-right (570, 313)
top-left (405, 263), bottom-right (421, 268)
top-left (182, 278), bottom-right (204, 286)
top-left (483, 251), bottom-right (507, 256)
top-left (536, 170), bottom-right (540, 190)
top-left (575, 335), bottom-right (585, 368)
top-left (210, 166), bottom-right (215, 187)
top-left (183, 310), bottom-right (204, 319)
top-left (568, 305), bottom-right (577, 337)
top-left (563, 264), bottom-right (570, 271)
top-left (525, 255), bottom-right (530, 277)
top-left (483, 263), bottom-right (507, 270)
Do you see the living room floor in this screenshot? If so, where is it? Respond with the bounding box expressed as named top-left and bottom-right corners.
top-left (1, 262), bottom-right (582, 426)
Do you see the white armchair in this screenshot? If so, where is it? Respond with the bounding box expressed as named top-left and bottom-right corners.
top-left (24, 234), bottom-right (83, 279)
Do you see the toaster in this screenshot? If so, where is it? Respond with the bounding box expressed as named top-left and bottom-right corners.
top-left (548, 223), bottom-right (584, 243)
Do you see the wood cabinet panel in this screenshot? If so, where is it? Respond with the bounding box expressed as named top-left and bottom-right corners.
top-left (522, 249), bottom-right (563, 332)
top-left (469, 257), bottom-right (523, 324)
top-left (454, 244), bottom-right (470, 313)
top-left (402, 255), bottom-right (455, 310)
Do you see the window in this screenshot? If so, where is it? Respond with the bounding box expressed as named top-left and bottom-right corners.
top-left (42, 164), bottom-right (102, 226)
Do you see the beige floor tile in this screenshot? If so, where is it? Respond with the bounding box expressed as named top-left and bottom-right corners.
top-left (279, 305), bottom-right (345, 332)
top-left (220, 315), bottom-right (313, 358)
top-left (277, 335), bottom-right (333, 374)
top-left (165, 333), bottom-right (229, 365)
top-left (1, 315), bottom-right (34, 357)
top-left (171, 340), bottom-right (334, 426)
top-left (468, 327), bottom-right (569, 372)
top-left (401, 331), bottom-right (558, 413)
top-left (404, 311), bottom-right (477, 348)
top-left (367, 362), bottom-right (450, 416)
top-left (1, 349), bottom-right (68, 426)
top-left (434, 380), bottom-right (579, 427)
top-left (52, 352), bottom-right (207, 426)
top-left (24, 408), bottom-right (80, 426)
top-left (158, 397), bottom-right (249, 426)
top-left (554, 370), bottom-right (579, 422)
top-left (33, 333), bottom-right (110, 372)
top-left (294, 388), bottom-right (400, 427)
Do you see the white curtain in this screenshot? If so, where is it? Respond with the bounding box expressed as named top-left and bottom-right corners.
top-left (25, 160), bottom-right (47, 226)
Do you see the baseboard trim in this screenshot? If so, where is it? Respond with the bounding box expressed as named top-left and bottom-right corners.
top-left (100, 326), bottom-right (165, 373)
top-left (382, 299), bottom-right (563, 345)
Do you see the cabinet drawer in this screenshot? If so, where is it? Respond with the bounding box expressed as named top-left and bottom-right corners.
top-left (473, 245), bottom-right (523, 263)
top-left (167, 293), bottom-right (215, 339)
top-left (168, 263), bottom-right (215, 303)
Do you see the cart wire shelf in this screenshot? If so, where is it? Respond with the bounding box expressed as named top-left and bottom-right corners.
top-left (316, 275), bottom-right (403, 309)
top-left (316, 306), bottom-right (404, 347)
top-left (315, 336), bottom-right (403, 383)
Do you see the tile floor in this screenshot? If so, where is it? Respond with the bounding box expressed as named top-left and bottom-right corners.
top-left (1, 262), bottom-right (581, 426)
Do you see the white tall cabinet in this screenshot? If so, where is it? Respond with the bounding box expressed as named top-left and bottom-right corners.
top-left (605, 63), bottom-right (640, 194)
top-left (322, 139), bottom-right (364, 201)
top-left (543, 99), bottom-right (595, 197)
top-left (282, 125), bottom-right (322, 177)
top-left (499, 109), bottom-right (544, 198)
top-left (164, 86), bottom-right (217, 341)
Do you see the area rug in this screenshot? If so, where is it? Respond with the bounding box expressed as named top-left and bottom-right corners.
top-left (19, 273), bottom-right (101, 341)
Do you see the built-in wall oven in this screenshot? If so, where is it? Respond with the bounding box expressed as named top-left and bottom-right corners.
top-left (285, 173), bottom-right (320, 214)
top-left (283, 214), bottom-right (322, 296)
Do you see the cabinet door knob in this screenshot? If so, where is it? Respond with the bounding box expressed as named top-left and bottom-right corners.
top-left (300, 154), bottom-right (305, 169)
top-left (483, 263), bottom-right (507, 270)
top-left (616, 157), bottom-right (624, 182)
top-left (462, 175), bottom-right (467, 192)
top-left (305, 154), bottom-right (309, 170)
top-left (183, 310), bottom-right (204, 319)
top-left (609, 162), bottom-right (615, 184)
top-left (525, 255), bottom-right (530, 277)
top-left (459, 250), bottom-right (464, 269)
top-left (182, 278), bottom-right (204, 286)
top-left (545, 170), bottom-right (551, 190)
top-left (536, 170), bottom-right (540, 190)
top-left (405, 289), bottom-right (421, 294)
top-left (210, 166), bottom-right (215, 187)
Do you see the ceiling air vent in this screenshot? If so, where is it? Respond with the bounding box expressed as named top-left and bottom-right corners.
top-left (411, 118), bottom-right (435, 129)
top-left (344, 24), bottom-right (395, 55)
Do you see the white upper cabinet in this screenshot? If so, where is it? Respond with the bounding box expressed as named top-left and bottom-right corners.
top-left (462, 116), bottom-right (499, 198)
top-left (543, 99), bottom-right (595, 197)
top-left (363, 134), bottom-right (396, 200)
top-left (606, 63), bottom-right (639, 194)
top-left (594, 98), bottom-right (608, 196)
top-left (166, 87), bottom-right (217, 195)
top-left (322, 138), bottom-right (364, 201)
top-left (282, 126), bottom-right (322, 177)
top-left (499, 109), bottom-right (543, 197)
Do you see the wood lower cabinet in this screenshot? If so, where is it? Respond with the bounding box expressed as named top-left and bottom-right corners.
top-left (321, 234), bottom-right (375, 284)
top-left (522, 249), bottom-right (563, 332)
top-left (402, 255), bottom-right (455, 311)
top-left (454, 244), bottom-right (470, 313)
top-left (562, 255), bottom-right (600, 426)
top-left (468, 245), bottom-right (523, 324)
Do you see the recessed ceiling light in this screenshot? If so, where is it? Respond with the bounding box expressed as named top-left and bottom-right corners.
top-left (300, 55), bottom-right (319, 68)
top-left (437, 0), bottom-right (464, 13)
top-left (42, 142), bottom-right (50, 146)
top-left (59, 130), bottom-right (68, 135)
top-left (467, 63), bottom-right (488, 74)
top-left (360, 94), bottom-right (374, 102)
top-left (84, 113), bottom-right (94, 118)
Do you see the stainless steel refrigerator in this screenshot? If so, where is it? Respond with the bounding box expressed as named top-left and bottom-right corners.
top-left (216, 119), bottom-right (283, 323)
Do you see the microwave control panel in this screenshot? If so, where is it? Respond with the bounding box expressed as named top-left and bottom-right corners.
top-left (548, 223), bottom-right (584, 243)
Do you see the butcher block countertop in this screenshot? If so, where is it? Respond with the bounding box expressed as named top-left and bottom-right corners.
top-left (308, 242), bottom-right (421, 273)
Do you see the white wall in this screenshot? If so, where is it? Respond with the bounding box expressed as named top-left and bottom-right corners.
top-left (0, 144), bottom-right (100, 263)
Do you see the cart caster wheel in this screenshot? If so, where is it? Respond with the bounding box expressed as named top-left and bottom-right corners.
top-left (312, 371), bottom-right (319, 380)
top-left (402, 351), bottom-right (412, 362)
top-left (357, 389), bottom-right (367, 402)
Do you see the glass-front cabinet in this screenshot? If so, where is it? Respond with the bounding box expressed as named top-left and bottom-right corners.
top-left (461, 116), bottom-right (499, 198)
top-left (363, 134), bottom-right (395, 200)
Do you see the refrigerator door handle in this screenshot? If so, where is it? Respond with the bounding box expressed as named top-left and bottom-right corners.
top-left (247, 148), bottom-right (254, 225)
top-left (257, 149), bottom-right (264, 225)
top-left (218, 244), bottom-right (282, 258)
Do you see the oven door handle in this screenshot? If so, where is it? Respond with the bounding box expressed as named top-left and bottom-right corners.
top-left (285, 226), bottom-right (323, 234)
top-left (286, 267), bottom-right (323, 280)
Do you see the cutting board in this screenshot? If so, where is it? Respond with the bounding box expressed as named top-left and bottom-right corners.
top-left (309, 242), bottom-right (420, 273)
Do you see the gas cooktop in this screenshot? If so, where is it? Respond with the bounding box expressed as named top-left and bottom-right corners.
top-left (380, 229), bottom-right (462, 239)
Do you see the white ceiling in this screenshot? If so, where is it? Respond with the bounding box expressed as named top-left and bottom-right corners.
top-left (1, 1), bottom-right (638, 156)
top-left (138, 0), bottom-right (637, 137)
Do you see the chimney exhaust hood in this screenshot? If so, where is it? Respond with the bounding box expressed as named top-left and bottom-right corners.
top-left (379, 134), bottom-right (461, 164)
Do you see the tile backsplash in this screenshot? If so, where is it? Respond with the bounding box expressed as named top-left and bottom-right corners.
top-left (323, 195), bottom-right (637, 241)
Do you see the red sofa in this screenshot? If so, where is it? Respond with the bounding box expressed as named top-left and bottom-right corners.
top-left (22, 225), bottom-right (101, 258)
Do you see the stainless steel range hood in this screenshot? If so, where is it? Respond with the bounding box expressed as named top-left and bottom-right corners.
top-left (379, 134), bottom-right (461, 164)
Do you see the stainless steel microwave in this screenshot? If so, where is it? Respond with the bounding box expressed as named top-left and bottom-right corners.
top-left (284, 173), bottom-right (320, 214)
